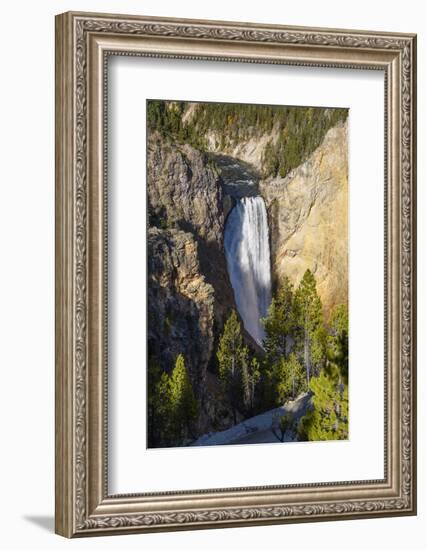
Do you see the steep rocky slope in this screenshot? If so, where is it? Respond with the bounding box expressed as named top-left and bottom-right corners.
top-left (147, 228), bottom-right (215, 400)
top-left (147, 133), bottom-right (235, 326)
top-left (205, 126), bottom-right (277, 169)
top-left (147, 135), bottom-right (237, 430)
top-left (148, 132), bottom-right (223, 243)
top-left (260, 121), bottom-right (348, 317)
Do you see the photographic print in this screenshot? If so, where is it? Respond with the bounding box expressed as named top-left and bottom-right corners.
top-left (56, 13), bottom-right (416, 536)
top-left (147, 100), bottom-right (349, 449)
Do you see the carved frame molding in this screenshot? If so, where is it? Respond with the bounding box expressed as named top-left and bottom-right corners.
top-left (55, 11), bottom-right (416, 537)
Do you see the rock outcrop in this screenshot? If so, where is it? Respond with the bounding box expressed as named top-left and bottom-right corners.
top-left (259, 122), bottom-right (348, 318)
top-left (147, 133), bottom-right (235, 325)
top-left (148, 133), bottom-right (223, 243)
top-left (205, 127), bottom-right (277, 169)
top-left (147, 135), bottom-right (238, 432)
top-left (147, 228), bottom-right (215, 400)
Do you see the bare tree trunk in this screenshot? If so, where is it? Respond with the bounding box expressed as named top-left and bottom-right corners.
top-left (231, 356), bottom-right (236, 425)
top-left (250, 379), bottom-right (255, 414)
top-left (304, 330), bottom-right (310, 386)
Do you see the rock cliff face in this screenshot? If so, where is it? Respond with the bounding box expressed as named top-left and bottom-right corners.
top-left (148, 133), bottom-right (223, 243)
top-left (147, 228), bottom-right (215, 398)
top-left (205, 127), bottom-right (277, 169)
top-left (147, 133), bottom-right (235, 324)
top-left (259, 122), bottom-right (348, 317)
top-left (147, 135), bottom-right (236, 429)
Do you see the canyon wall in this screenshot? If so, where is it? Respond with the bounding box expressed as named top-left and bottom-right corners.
top-left (260, 121), bottom-right (348, 318)
top-left (200, 119), bottom-right (349, 318)
top-left (147, 132), bottom-right (235, 328)
top-left (146, 112), bottom-right (348, 435)
top-left (147, 134), bottom-right (236, 429)
top-left (147, 227), bottom-right (215, 399)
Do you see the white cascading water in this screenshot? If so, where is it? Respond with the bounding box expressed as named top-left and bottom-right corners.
top-left (224, 196), bottom-right (272, 345)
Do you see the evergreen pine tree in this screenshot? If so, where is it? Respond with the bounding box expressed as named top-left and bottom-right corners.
top-left (276, 353), bottom-right (306, 403)
top-left (262, 276), bottom-right (296, 363)
top-left (294, 269), bottom-right (323, 385)
top-left (147, 359), bottom-right (175, 447)
top-left (328, 303), bottom-right (349, 382)
top-left (217, 310), bottom-right (251, 424)
top-left (156, 371), bottom-right (174, 442)
top-left (169, 354), bottom-right (199, 441)
top-left (298, 364), bottom-right (348, 441)
top-left (298, 302), bottom-right (349, 442)
top-left (241, 355), bottom-right (261, 414)
top-left (311, 324), bottom-right (328, 376)
top-left (147, 360), bottom-right (161, 447)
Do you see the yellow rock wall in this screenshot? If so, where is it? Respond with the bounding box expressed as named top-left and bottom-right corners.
top-left (260, 122), bottom-right (348, 319)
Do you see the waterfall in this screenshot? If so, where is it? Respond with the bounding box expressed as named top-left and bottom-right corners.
top-left (224, 196), bottom-right (272, 345)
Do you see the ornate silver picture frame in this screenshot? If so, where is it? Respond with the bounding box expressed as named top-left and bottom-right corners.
top-left (55, 11), bottom-right (417, 537)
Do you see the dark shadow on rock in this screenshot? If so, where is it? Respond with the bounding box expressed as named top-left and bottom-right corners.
top-left (209, 153), bottom-right (260, 199)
